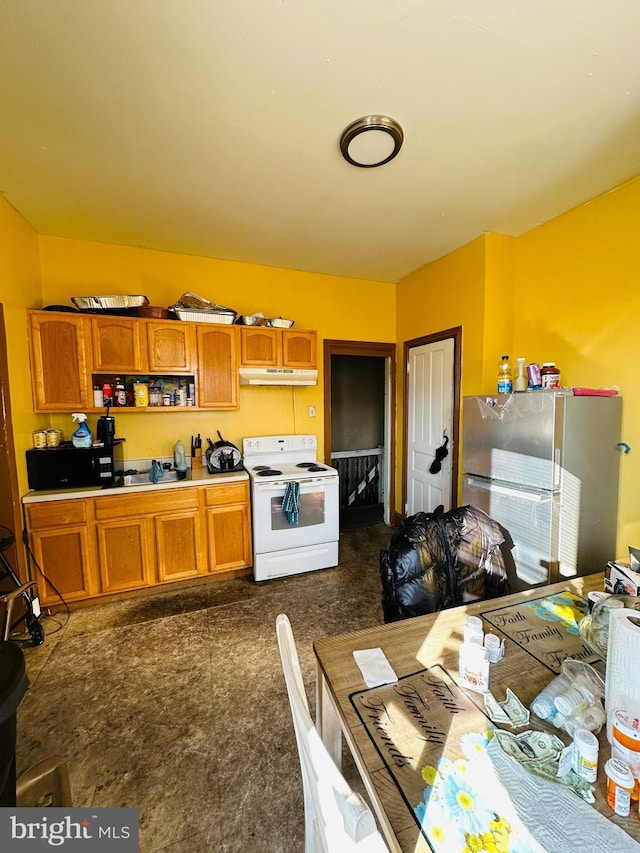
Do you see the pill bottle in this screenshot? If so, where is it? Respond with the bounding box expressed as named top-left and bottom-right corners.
top-left (611, 710), bottom-right (640, 800)
top-left (484, 633), bottom-right (504, 663)
top-left (540, 362), bottom-right (561, 388)
top-left (571, 728), bottom-right (599, 783)
top-left (530, 673), bottom-right (571, 721)
top-left (605, 757), bottom-right (634, 816)
top-left (463, 615), bottom-right (484, 646)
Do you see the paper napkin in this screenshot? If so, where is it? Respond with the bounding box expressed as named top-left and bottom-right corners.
top-left (353, 647), bottom-right (398, 688)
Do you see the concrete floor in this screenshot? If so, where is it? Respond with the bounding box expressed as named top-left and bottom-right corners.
top-left (16, 522), bottom-right (393, 852)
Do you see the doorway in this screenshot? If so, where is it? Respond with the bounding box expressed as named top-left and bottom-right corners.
top-left (403, 327), bottom-right (461, 518)
top-left (323, 340), bottom-right (395, 529)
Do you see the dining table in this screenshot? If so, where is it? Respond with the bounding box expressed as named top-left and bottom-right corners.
top-left (313, 572), bottom-right (640, 852)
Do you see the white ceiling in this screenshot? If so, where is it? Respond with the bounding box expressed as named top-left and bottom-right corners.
top-left (1, 1), bottom-right (640, 284)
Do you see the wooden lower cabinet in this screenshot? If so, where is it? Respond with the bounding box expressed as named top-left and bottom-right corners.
top-left (30, 526), bottom-right (96, 605)
top-left (97, 517), bottom-right (153, 593)
top-left (204, 482), bottom-right (252, 571)
top-left (24, 480), bottom-right (252, 605)
top-left (155, 510), bottom-right (204, 582)
top-left (24, 499), bottom-right (98, 607)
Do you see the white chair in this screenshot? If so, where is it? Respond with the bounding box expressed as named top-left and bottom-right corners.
top-left (276, 614), bottom-right (389, 853)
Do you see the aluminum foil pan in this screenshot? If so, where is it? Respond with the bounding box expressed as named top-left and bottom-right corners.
top-left (72, 295), bottom-right (149, 311)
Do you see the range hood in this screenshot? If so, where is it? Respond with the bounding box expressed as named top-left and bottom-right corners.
top-left (239, 367), bottom-right (318, 386)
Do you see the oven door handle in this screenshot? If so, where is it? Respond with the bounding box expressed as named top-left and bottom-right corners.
top-left (253, 477), bottom-right (338, 492)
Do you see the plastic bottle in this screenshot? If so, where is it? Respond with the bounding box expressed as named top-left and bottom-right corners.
top-left (571, 728), bottom-right (599, 783)
top-left (71, 413), bottom-right (92, 448)
top-left (530, 673), bottom-right (572, 721)
top-left (497, 355), bottom-right (512, 394)
top-left (605, 758), bottom-right (634, 816)
top-left (174, 440), bottom-right (187, 473)
top-left (514, 358), bottom-right (527, 392)
top-left (540, 362), bottom-right (561, 388)
top-left (114, 377), bottom-right (126, 407)
top-left (463, 615), bottom-right (484, 645)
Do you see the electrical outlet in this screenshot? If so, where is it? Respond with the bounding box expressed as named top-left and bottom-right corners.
top-left (308, 406), bottom-right (316, 418)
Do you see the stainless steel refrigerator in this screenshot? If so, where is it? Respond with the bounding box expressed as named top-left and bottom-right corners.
top-left (461, 392), bottom-right (622, 590)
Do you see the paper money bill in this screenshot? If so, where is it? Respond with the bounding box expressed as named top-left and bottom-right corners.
top-left (493, 728), bottom-right (595, 802)
top-left (483, 689), bottom-right (530, 727)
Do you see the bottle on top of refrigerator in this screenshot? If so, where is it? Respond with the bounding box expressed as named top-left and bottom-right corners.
top-left (541, 362), bottom-right (561, 388)
top-left (514, 358), bottom-right (527, 392)
top-left (497, 355), bottom-right (512, 394)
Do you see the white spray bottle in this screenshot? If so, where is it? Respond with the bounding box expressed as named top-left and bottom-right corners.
top-left (71, 413), bottom-right (92, 448)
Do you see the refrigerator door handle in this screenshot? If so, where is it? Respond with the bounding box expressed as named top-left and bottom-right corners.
top-left (465, 477), bottom-right (549, 502)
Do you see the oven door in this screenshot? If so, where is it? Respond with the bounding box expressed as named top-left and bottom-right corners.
top-left (251, 477), bottom-right (339, 552)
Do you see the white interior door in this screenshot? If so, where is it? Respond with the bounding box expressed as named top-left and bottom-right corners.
top-left (406, 338), bottom-right (454, 516)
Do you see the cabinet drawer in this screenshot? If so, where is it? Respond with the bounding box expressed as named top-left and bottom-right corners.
top-left (26, 500), bottom-right (88, 530)
top-left (204, 482), bottom-right (249, 507)
top-left (95, 488), bottom-right (199, 520)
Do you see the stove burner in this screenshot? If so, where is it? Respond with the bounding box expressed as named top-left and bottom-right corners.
top-left (256, 468), bottom-right (282, 476)
top-left (296, 462), bottom-right (315, 468)
top-left (253, 465), bottom-right (271, 471)
top-left (308, 465), bottom-right (327, 472)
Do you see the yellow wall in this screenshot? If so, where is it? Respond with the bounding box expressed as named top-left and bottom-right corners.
top-left (38, 236), bottom-right (396, 461)
top-left (513, 176), bottom-right (640, 551)
top-left (0, 196), bottom-right (46, 495)
top-left (395, 176), bottom-right (640, 555)
top-left (394, 236), bottom-right (488, 507)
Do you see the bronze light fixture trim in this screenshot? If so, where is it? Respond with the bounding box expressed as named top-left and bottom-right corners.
top-left (339, 115), bottom-right (404, 168)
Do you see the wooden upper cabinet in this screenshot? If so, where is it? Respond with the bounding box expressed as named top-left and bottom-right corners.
top-left (196, 325), bottom-right (239, 409)
top-left (146, 321), bottom-right (196, 373)
top-left (240, 327), bottom-right (281, 367)
top-left (240, 327), bottom-right (317, 368)
top-left (91, 316), bottom-right (146, 372)
top-left (29, 311), bottom-right (92, 411)
top-left (282, 330), bottom-right (317, 368)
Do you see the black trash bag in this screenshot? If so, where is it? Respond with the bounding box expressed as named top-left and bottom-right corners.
top-left (380, 505), bottom-right (508, 623)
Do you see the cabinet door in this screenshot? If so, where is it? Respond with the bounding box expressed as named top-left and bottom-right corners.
top-left (28, 526), bottom-right (96, 606)
top-left (91, 316), bottom-right (146, 372)
top-left (28, 312), bottom-right (92, 411)
top-left (146, 321), bottom-right (196, 372)
top-left (155, 510), bottom-right (203, 582)
top-left (97, 518), bottom-right (153, 592)
top-left (206, 504), bottom-right (252, 572)
top-left (240, 327), bottom-right (281, 366)
top-left (204, 482), bottom-right (251, 572)
top-left (196, 325), bottom-right (239, 409)
top-left (282, 330), bottom-right (317, 368)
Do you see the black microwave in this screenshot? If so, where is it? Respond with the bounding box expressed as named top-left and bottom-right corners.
top-left (26, 440), bottom-right (125, 490)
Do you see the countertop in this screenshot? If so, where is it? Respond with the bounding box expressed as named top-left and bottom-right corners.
top-left (22, 467), bottom-right (249, 504)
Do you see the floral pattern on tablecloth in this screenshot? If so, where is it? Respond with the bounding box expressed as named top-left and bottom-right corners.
top-left (414, 731), bottom-right (539, 853)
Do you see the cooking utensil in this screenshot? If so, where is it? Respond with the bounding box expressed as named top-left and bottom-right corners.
top-left (205, 431), bottom-right (243, 472)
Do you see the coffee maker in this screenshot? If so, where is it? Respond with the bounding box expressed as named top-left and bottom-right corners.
top-left (96, 403), bottom-right (116, 446)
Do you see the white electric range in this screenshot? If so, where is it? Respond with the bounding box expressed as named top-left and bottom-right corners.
top-left (243, 435), bottom-right (339, 581)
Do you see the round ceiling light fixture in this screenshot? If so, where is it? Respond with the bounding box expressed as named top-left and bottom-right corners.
top-left (339, 115), bottom-right (404, 168)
